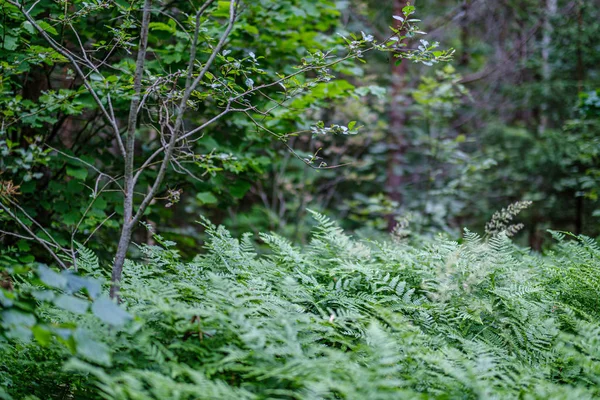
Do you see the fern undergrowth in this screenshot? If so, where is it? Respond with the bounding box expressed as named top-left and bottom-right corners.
top-left (2, 213), bottom-right (600, 399)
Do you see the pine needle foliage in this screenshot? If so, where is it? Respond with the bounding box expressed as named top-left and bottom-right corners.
top-left (2, 214), bottom-right (600, 399)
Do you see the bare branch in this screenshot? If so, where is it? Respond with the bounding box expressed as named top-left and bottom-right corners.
top-left (243, 111), bottom-right (352, 170)
top-left (82, 212), bottom-right (117, 247)
top-left (133, 30), bottom-right (388, 181)
top-left (26, 0), bottom-right (42, 14)
top-left (70, 176), bottom-right (115, 252)
top-left (46, 145), bottom-right (124, 191)
top-left (0, 229), bottom-right (64, 250)
top-left (7, 199), bottom-right (65, 251)
top-left (130, 0), bottom-right (239, 226)
top-left (132, 106), bottom-right (231, 184)
top-left (0, 203), bottom-right (68, 270)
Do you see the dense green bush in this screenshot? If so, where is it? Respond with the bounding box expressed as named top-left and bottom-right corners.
top-left (2, 213), bottom-right (600, 399)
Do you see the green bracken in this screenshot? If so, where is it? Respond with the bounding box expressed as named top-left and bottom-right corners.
top-left (2, 213), bottom-right (600, 399)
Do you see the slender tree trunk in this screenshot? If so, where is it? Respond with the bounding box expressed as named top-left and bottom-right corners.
top-left (459, 0), bottom-right (471, 67)
top-left (110, 0), bottom-right (153, 299)
top-left (576, 2), bottom-right (584, 92)
top-left (109, 0), bottom-right (236, 299)
top-left (573, 2), bottom-right (585, 234)
top-left (515, 6), bottom-right (533, 126)
top-left (538, 0), bottom-right (557, 133)
top-left (386, 0), bottom-right (410, 230)
top-left (575, 194), bottom-right (583, 235)
top-left (528, 218), bottom-right (543, 251)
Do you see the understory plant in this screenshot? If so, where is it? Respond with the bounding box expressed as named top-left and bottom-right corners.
top-left (2, 213), bottom-right (600, 399)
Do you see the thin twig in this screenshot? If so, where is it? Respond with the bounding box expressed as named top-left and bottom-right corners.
top-left (0, 203), bottom-right (68, 269)
top-left (83, 212), bottom-right (117, 247)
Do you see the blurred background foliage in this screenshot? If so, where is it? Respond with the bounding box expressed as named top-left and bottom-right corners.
top-left (1, 0), bottom-right (599, 261)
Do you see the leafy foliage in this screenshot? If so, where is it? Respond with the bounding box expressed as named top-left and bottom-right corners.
top-left (2, 215), bottom-right (600, 398)
top-left (1, 1), bottom-right (599, 398)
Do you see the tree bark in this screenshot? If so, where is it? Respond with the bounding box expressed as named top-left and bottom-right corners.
top-left (573, 2), bottom-right (585, 235)
top-left (459, 0), bottom-right (471, 67)
top-left (576, 2), bottom-right (585, 92)
top-left (538, 0), bottom-right (557, 133)
top-left (110, 0), bottom-right (153, 299)
top-left (386, 0), bottom-right (410, 230)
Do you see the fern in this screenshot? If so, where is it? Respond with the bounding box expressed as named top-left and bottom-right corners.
top-left (4, 214), bottom-right (600, 399)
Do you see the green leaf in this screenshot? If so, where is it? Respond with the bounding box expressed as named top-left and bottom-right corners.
top-left (32, 325), bottom-right (53, 346)
top-left (402, 5), bottom-right (416, 15)
top-left (65, 273), bottom-right (102, 299)
top-left (19, 255), bottom-right (35, 263)
top-left (91, 296), bottom-right (132, 326)
top-left (32, 290), bottom-right (55, 302)
top-left (230, 181), bottom-right (251, 199)
top-left (197, 192), bottom-right (218, 205)
top-left (2, 35), bottom-right (18, 51)
top-left (148, 22), bottom-right (176, 33)
top-left (2, 310), bottom-right (35, 341)
top-left (348, 121), bottom-right (357, 130)
top-left (74, 328), bottom-right (111, 366)
top-left (93, 196), bottom-right (107, 210)
top-left (38, 264), bottom-right (67, 289)
top-left (63, 210), bottom-right (80, 225)
top-left (37, 20), bottom-right (58, 36)
top-left (66, 166), bottom-right (88, 180)
top-left (54, 294), bottom-right (90, 314)
top-left (2, 310), bottom-right (36, 327)
top-left (22, 21), bottom-right (35, 35)
top-left (17, 240), bottom-right (31, 252)
top-left (244, 24), bottom-right (259, 35)
top-left (0, 290), bottom-right (14, 307)
top-left (214, 1), bottom-right (232, 17)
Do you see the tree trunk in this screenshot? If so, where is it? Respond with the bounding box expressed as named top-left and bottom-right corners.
top-left (386, 0), bottom-right (410, 230)
top-left (110, 0), bottom-right (153, 299)
top-left (575, 195), bottom-right (583, 235)
top-left (109, 222), bottom-right (133, 299)
top-left (538, 0), bottom-right (556, 133)
top-left (576, 2), bottom-right (585, 91)
top-left (574, 3), bottom-right (585, 234)
top-left (459, 0), bottom-right (471, 67)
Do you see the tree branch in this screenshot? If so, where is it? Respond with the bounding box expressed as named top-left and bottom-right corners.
top-left (130, 0), bottom-right (239, 227)
top-left (0, 202), bottom-right (68, 269)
